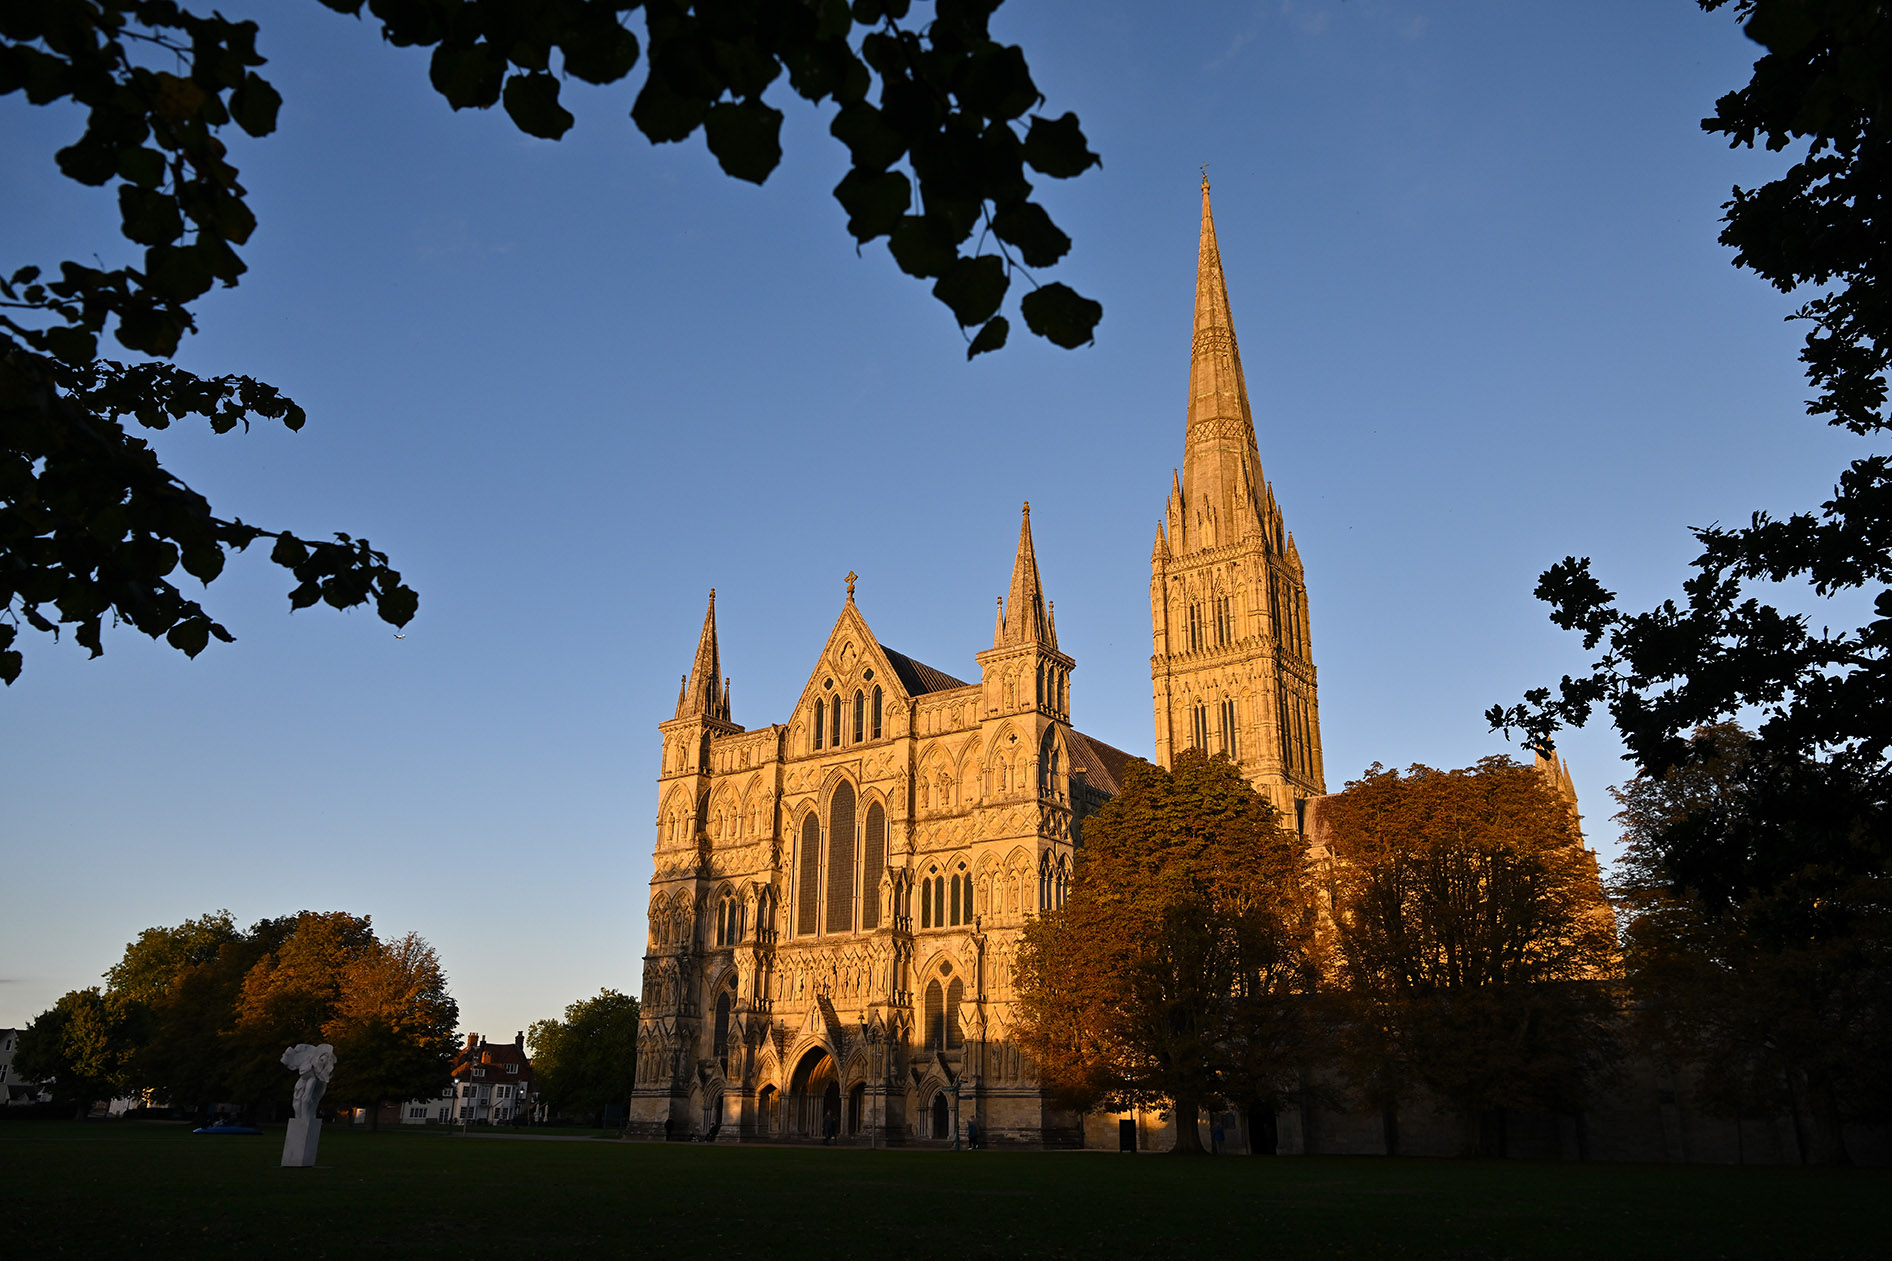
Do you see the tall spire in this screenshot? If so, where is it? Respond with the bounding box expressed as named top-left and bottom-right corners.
top-left (1181, 178), bottom-right (1265, 549)
top-left (995, 502), bottom-right (1055, 649)
top-left (676, 589), bottom-right (729, 721)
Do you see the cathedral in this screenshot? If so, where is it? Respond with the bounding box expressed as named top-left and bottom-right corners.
top-left (627, 182), bottom-right (1327, 1146)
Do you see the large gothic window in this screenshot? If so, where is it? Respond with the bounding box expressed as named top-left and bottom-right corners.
top-left (797, 814), bottom-right (821, 935)
top-left (861, 801), bottom-right (886, 931)
top-left (826, 782), bottom-right (856, 935)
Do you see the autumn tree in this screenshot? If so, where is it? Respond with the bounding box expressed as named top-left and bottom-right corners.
top-left (1013, 751), bottom-right (1320, 1154)
top-left (1321, 758), bottom-right (1619, 1158)
top-left (1, 0), bottom-right (1101, 683)
top-left (528, 989), bottom-right (640, 1124)
top-left (320, 931), bottom-right (460, 1129)
top-left (1612, 725), bottom-right (1891, 1164)
top-left (18, 908), bottom-right (459, 1120)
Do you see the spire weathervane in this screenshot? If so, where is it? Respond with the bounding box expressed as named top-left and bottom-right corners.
top-left (1200, 162), bottom-right (1210, 191)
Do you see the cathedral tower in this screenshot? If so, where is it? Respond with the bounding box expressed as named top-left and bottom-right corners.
top-left (1151, 181), bottom-right (1325, 816)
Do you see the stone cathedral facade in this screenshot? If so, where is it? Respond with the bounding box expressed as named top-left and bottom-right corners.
top-left (627, 184), bottom-right (1323, 1145)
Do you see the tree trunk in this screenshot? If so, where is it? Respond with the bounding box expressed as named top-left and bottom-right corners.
top-left (1804, 1069), bottom-right (1851, 1166)
top-left (368, 1100), bottom-right (381, 1132)
top-left (1171, 1099), bottom-right (1206, 1154)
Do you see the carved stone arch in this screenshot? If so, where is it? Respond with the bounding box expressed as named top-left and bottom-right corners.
top-left (708, 782), bottom-right (738, 840)
top-left (842, 1045), bottom-right (873, 1086)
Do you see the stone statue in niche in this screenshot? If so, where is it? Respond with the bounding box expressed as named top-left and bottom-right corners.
top-left (280, 1042), bottom-right (336, 1167)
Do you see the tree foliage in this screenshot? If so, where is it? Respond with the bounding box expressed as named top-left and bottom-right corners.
top-left (1490, 0), bottom-right (1892, 794)
top-left (1320, 759), bottom-right (1619, 1156)
top-left (1612, 725), bottom-right (1892, 1164)
top-left (527, 988), bottom-right (639, 1122)
top-left (1, 0), bottom-right (1100, 682)
top-left (19, 908), bottom-right (457, 1119)
top-left (12, 986), bottom-right (133, 1117)
top-left (1013, 751), bottom-right (1320, 1154)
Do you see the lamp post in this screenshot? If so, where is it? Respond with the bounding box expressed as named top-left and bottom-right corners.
top-left (950, 1077), bottom-right (962, 1152)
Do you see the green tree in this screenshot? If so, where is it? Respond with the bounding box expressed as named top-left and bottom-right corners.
top-left (528, 988), bottom-right (639, 1124)
top-left (1321, 758), bottom-right (1619, 1157)
top-left (1013, 751), bottom-right (1319, 1154)
top-left (12, 987), bottom-right (133, 1118)
top-left (1, 0), bottom-right (1101, 683)
top-left (1612, 725), bottom-right (1891, 1164)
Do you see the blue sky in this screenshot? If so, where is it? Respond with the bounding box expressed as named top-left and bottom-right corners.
top-left (2, 2), bottom-right (1852, 1043)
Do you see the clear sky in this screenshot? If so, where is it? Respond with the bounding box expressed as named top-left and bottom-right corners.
top-left (2, 2), bottom-right (1853, 1043)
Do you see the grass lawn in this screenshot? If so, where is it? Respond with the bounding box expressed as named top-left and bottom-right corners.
top-left (3, 1121), bottom-right (1883, 1258)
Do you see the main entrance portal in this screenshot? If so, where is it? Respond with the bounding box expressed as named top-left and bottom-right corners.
top-left (788, 1048), bottom-right (841, 1139)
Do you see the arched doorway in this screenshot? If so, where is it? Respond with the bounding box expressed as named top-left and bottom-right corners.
top-left (788, 1047), bottom-right (840, 1139)
top-left (847, 1082), bottom-right (866, 1136)
top-left (931, 1092), bottom-right (950, 1141)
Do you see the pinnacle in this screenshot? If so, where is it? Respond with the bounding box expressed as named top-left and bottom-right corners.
top-left (995, 502), bottom-right (1054, 649)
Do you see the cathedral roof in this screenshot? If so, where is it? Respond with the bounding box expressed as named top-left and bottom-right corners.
top-left (1067, 729), bottom-right (1136, 796)
top-left (878, 646), bottom-right (970, 697)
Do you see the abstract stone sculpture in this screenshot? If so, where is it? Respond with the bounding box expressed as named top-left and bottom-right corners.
top-left (280, 1042), bottom-right (336, 1167)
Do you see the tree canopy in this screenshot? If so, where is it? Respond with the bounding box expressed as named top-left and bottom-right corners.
top-left (1320, 759), bottom-right (1618, 1157)
top-left (1, 0), bottom-right (1101, 682)
top-left (1013, 751), bottom-right (1320, 1154)
top-left (1611, 724), bottom-right (1891, 1164)
top-left (17, 908), bottom-right (458, 1120)
top-left (527, 988), bottom-right (639, 1123)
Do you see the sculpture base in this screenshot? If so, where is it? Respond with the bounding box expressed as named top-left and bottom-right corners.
top-left (281, 1116), bottom-right (322, 1167)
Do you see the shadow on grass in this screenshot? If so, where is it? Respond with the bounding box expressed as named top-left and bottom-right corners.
top-left (1, 1121), bottom-right (1884, 1258)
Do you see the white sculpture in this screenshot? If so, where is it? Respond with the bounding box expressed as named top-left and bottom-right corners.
top-left (280, 1042), bottom-right (336, 1167)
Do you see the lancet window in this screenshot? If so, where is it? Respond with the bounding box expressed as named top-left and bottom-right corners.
top-left (1188, 601), bottom-right (1204, 652)
top-left (853, 690), bottom-right (865, 743)
top-left (813, 700), bottom-right (825, 751)
top-left (861, 801), bottom-right (886, 931)
top-left (871, 686), bottom-right (883, 739)
top-left (1215, 595), bottom-right (1233, 646)
top-left (1221, 698), bottom-right (1239, 759)
top-left (1191, 701), bottom-right (1210, 750)
top-left (826, 782), bottom-right (856, 935)
top-left (830, 698), bottom-right (842, 747)
top-left (797, 813), bottom-right (820, 935)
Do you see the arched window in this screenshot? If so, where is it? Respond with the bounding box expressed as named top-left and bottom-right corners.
top-left (871, 686), bottom-right (883, 739)
top-left (1056, 857), bottom-right (1069, 909)
top-left (830, 699), bottom-right (842, 747)
top-left (933, 875), bottom-right (946, 927)
top-left (797, 814), bottom-right (821, 935)
top-left (945, 978), bottom-right (964, 1050)
top-left (861, 801), bottom-right (886, 931)
top-left (1188, 602), bottom-right (1203, 652)
top-left (1192, 702), bottom-right (1209, 750)
top-left (925, 979), bottom-right (945, 1050)
top-left (1221, 697), bottom-right (1239, 759)
top-left (812, 699), bottom-right (824, 751)
top-left (949, 871), bottom-right (961, 926)
top-left (827, 782), bottom-right (855, 935)
top-left (853, 690), bottom-right (864, 743)
top-left (713, 989), bottom-right (732, 1073)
